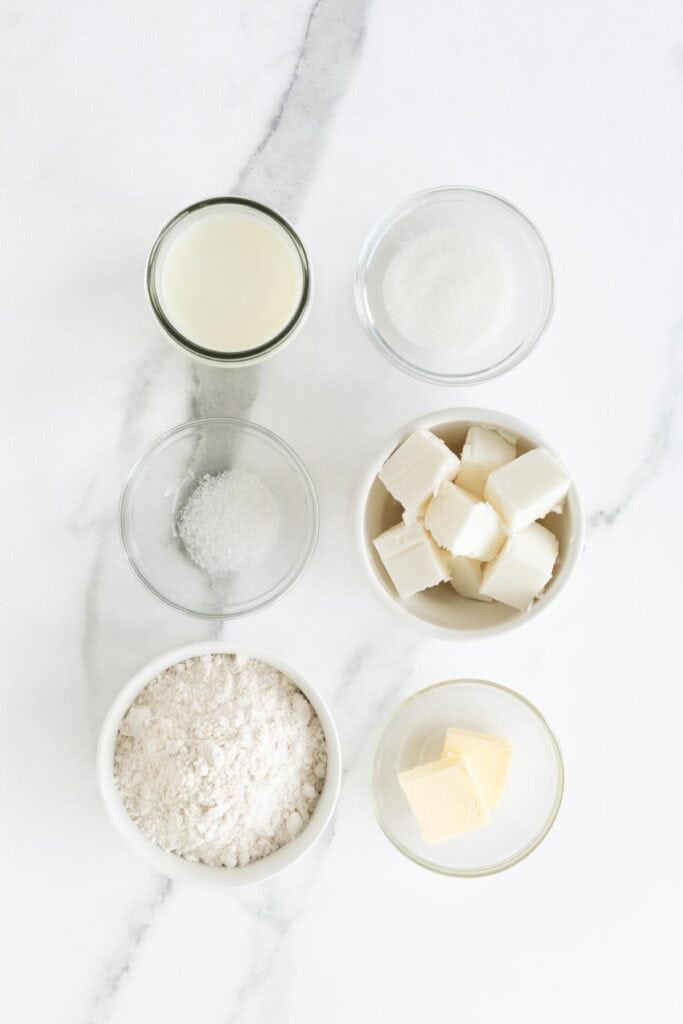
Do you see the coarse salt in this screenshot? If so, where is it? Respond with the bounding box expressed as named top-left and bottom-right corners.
top-left (178, 468), bottom-right (279, 573)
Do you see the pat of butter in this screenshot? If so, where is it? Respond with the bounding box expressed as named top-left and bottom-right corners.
top-left (373, 520), bottom-right (451, 599)
top-left (379, 430), bottom-right (460, 515)
top-left (425, 482), bottom-right (505, 561)
top-left (448, 556), bottom-right (493, 602)
top-left (441, 728), bottom-right (512, 809)
top-left (480, 521), bottom-right (559, 610)
top-left (485, 447), bottom-right (571, 534)
top-left (398, 754), bottom-right (490, 845)
top-left (458, 425), bottom-right (516, 499)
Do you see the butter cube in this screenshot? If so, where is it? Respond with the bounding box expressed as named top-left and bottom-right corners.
top-left (373, 520), bottom-right (451, 599)
top-left (379, 430), bottom-right (460, 515)
top-left (448, 557), bottom-right (493, 602)
top-left (458, 426), bottom-right (516, 498)
top-left (480, 521), bottom-right (559, 610)
top-left (425, 482), bottom-right (504, 561)
top-left (398, 754), bottom-right (490, 845)
top-left (485, 447), bottom-right (571, 534)
top-left (441, 728), bottom-right (512, 809)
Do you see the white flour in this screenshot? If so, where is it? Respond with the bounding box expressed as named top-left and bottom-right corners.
top-left (382, 225), bottom-right (509, 352)
top-left (114, 654), bottom-right (327, 868)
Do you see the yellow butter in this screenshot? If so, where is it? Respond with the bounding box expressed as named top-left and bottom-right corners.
top-left (398, 754), bottom-right (490, 845)
top-left (441, 727), bottom-right (512, 809)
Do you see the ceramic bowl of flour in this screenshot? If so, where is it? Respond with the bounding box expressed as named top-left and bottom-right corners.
top-left (96, 642), bottom-right (342, 886)
top-left (355, 408), bottom-right (584, 641)
top-left (355, 187), bottom-right (554, 385)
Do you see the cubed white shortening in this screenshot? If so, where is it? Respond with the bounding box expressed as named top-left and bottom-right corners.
top-left (484, 447), bottom-right (571, 534)
top-left (373, 520), bottom-right (451, 599)
top-left (425, 481), bottom-right (505, 561)
top-left (448, 556), bottom-right (492, 602)
top-left (457, 425), bottom-right (516, 498)
top-left (378, 430), bottom-right (460, 515)
top-left (479, 521), bottom-right (559, 610)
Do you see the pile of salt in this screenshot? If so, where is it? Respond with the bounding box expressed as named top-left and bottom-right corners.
top-left (178, 469), bottom-right (280, 573)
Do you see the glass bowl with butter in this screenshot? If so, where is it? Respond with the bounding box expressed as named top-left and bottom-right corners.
top-left (372, 680), bottom-right (564, 877)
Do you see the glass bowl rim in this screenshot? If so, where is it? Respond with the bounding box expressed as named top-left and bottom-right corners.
top-left (354, 185), bottom-right (555, 386)
top-left (371, 677), bottom-right (565, 877)
top-left (146, 196), bottom-right (312, 365)
top-left (119, 416), bottom-right (320, 619)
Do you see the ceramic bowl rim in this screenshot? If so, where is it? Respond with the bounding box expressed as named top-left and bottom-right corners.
top-left (96, 641), bottom-right (342, 887)
top-left (354, 407), bottom-right (585, 640)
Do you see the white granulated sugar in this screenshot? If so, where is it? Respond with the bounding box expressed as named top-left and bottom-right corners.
top-left (382, 226), bottom-right (509, 352)
top-left (178, 468), bottom-right (279, 573)
top-left (114, 654), bottom-right (327, 868)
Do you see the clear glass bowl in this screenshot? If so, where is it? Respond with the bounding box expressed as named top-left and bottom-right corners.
top-left (355, 187), bottom-right (554, 385)
top-left (372, 680), bottom-right (564, 876)
top-left (120, 418), bottom-right (319, 618)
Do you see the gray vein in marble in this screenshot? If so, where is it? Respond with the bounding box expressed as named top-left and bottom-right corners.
top-left (192, 0), bottom-right (371, 419)
top-left (235, 0), bottom-right (369, 221)
top-left (84, 1), bottom-right (371, 1017)
top-left (223, 896), bottom-right (297, 1024)
top-left (589, 323), bottom-right (682, 528)
top-left (222, 826), bottom-right (335, 1024)
top-left (217, 632), bottom-right (414, 1021)
top-left (334, 635), bottom-right (417, 771)
top-left (81, 349), bottom-right (165, 712)
top-left (85, 878), bottom-right (172, 1024)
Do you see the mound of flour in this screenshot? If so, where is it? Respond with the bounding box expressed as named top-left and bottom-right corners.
top-left (114, 654), bottom-right (327, 868)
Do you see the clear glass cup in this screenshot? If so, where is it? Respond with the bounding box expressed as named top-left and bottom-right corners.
top-left (146, 197), bottom-right (312, 366)
top-left (355, 186), bottom-right (554, 385)
top-left (119, 418), bottom-right (319, 618)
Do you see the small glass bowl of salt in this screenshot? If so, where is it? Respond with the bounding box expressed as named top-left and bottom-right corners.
top-left (120, 418), bottom-right (319, 618)
top-left (355, 186), bottom-right (554, 386)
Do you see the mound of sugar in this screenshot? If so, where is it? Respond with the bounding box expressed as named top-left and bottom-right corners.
top-left (382, 226), bottom-right (509, 352)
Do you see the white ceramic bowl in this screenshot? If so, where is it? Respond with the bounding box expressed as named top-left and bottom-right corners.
top-left (96, 642), bottom-right (342, 886)
top-left (355, 408), bottom-right (584, 640)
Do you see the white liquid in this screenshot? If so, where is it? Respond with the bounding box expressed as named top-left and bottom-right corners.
top-left (159, 205), bottom-right (304, 353)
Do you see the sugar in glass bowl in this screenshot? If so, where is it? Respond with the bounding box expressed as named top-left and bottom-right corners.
top-left (120, 418), bottom-right (319, 618)
top-left (372, 679), bottom-right (564, 877)
top-left (355, 186), bottom-right (554, 385)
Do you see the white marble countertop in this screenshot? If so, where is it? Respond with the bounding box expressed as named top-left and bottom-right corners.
top-left (3, 1), bottom-right (682, 1020)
